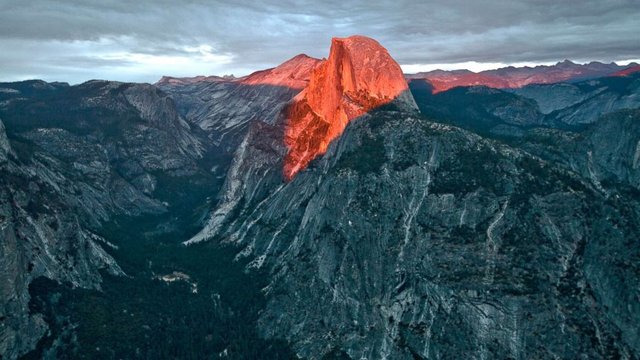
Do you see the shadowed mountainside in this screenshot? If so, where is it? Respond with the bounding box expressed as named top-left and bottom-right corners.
top-left (179, 38), bottom-right (640, 359)
top-left (409, 72), bottom-right (640, 138)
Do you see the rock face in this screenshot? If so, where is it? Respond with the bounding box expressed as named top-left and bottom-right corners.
top-left (186, 38), bottom-right (640, 359)
top-left (207, 110), bottom-right (640, 359)
top-left (241, 54), bottom-right (321, 90)
top-left (0, 114), bottom-right (125, 358)
top-left (542, 74), bottom-right (640, 125)
top-left (186, 36), bottom-right (418, 244)
top-left (516, 109), bottom-right (640, 193)
top-left (284, 36), bottom-right (417, 179)
top-left (160, 36), bottom-right (417, 181)
top-left (157, 54), bottom-right (320, 157)
top-left (0, 119), bottom-right (9, 162)
top-left (508, 73), bottom-right (640, 125)
top-left (0, 80), bottom-right (206, 358)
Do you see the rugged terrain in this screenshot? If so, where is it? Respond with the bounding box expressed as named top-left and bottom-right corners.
top-left (0, 80), bottom-right (209, 358)
top-left (1, 35), bottom-right (639, 359)
top-left (213, 109), bottom-right (640, 359)
top-left (157, 54), bottom-right (320, 155)
top-left (410, 72), bottom-right (640, 136)
top-left (187, 37), bottom-right (640, 359)
top-left (283, 36), bottom-right (417, 179)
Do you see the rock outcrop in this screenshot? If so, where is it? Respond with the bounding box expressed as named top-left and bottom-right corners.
top-left (0, 113), bottom-right (125, 358)
top-left (157, 54), bottom-right (320, 159)
top-left (0, 119), bottom-right (10, 162)
top-left (283, 35), bottom-right (417, 179)
top-left (186, 35), bottom-right (417, 244)
top-left (160, 36), bottom-right (417, 181)
top-left (240, 54), bottom-right (321, 90)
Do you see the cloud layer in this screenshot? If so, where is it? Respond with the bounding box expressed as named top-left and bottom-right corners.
top-left (1, 0), bottom-right (638, 83)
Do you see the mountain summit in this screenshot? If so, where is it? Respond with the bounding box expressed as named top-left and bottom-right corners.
top-left (240, 54), bottom-right (321, 90)
top-left (283, 35), bottom-right (417, 179)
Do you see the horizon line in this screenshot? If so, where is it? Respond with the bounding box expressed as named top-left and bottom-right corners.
top-left (1, 58), bottom-right (638, 86)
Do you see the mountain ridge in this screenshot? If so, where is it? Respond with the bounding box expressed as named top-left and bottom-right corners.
top-left (157, 58), bottom-right (638, 95)
top-left (407, 60), bottom-right (638, 93)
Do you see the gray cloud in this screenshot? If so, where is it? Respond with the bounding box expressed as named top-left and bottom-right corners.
top-left (0, 0), bottom-right (638, 83)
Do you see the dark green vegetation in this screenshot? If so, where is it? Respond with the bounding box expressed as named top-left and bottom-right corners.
top-left (0, 80), bottom-right (297, 359)
top-left (336, 133), bottom-right (387, 174)
top-left (21, 177), bottom-right (296, 359)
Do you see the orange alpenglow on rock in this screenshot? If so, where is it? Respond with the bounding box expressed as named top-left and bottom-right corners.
top-left (283, 35), bottom-right (417, 180)
top-left (240, 54), bottom-right (322, 90)
top-left (612, 65), bottom-right (640, 77)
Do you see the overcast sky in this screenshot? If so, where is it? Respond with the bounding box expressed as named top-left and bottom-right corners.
top-left (1, 0), bottom-right (638, 84)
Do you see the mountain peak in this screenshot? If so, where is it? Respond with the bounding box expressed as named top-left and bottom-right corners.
top-left (240, 54), bottom-right (321, 89)
top-left (330, 34), bottom-right (382, 49)
top-left (156, 75), bottom-right (232, 86)
top-left (283, 35), bottom-right (417, 180)
top-left (557, 59), bottom-right (577, 67)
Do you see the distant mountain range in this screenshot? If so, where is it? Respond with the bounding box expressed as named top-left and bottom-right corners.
top-left (160, 59), bottom-right (640, 95)
top-left (409, 59), bottom-right (639, 93)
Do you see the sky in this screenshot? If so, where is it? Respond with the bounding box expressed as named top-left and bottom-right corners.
top-left (0, 0), bottom-right (638, 84)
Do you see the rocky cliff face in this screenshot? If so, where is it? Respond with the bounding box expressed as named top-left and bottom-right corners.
top-left (157, 54), bottom-right (321, 157)
top-left (160, 36), bottom-right (417, 181)
top-left (186, 40), bottom-right (640, 358)
top-left (0, 115), bottom-right (125, 358)
top-left (507, 73), bottom-right (640, 125)
top-left (203, 109), bottom-right (639, 359)
top-left (541, 74), bottom-right (640, 126)
top-left (0, 80), bottom-right (207, 358)
top-left (186, 35), bottom-right (418, 244)
top-left (0, 119), bottom-right (9, 162)
top-left (514, 109), bottom-right (640, 195)
top-left (284, 36), bottom-right (417, 179)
